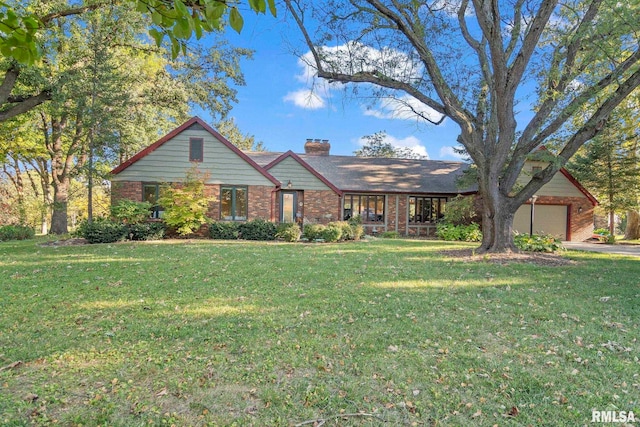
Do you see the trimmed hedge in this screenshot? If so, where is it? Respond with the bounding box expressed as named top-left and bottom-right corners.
top-left (239, 218), bottom-right (276, 241)
top-left (0, 225), bottom-right (35, 241)
top-left (276, 223), bottom-right (301, 242)
top-left (320, 223), bottom-right (342, 242)
top-left (302, 221), bottom-right (364, 242)
top-left (303, 223), bottom-right (325, 241)
top-left (127, 222), bottom-right (166, 241)
top-left (75, 219), bottom-right (165, 243)
top-left (209, 222), bottom-right (240, 240)
top-left (75, 218), bottom-right (128, 244)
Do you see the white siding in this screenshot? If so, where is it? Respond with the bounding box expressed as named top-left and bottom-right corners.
top-left (268, 157), bottom-right (331, 191)
top-left (112, 127), bottom-right (274, 186)
top-left (516, 161), bottom-right (584, 198)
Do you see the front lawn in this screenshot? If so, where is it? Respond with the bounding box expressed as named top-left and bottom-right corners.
top-left (1, 239), bottom-right (638, 426)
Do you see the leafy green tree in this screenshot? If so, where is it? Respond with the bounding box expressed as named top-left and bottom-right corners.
top-left (2, 2), bottom-right (252, 234)
top-left (158, 167), bottom-right (215, 235)
top-left (0, 0), bottom-right (275, 121)
top-left (216, 117), bottom-right (266, 151)
top-left (354, 131), bottom-right (426, 159)
top-left (285, 0), bottom-right (640, 252)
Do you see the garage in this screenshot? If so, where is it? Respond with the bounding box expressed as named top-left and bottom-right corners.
top-left (513, 204), bottom-right (568, 240)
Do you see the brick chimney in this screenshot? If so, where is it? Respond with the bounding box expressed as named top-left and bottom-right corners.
top-left (304, 138), bottom-right (330, 156)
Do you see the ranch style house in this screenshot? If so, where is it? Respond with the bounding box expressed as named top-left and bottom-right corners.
top-left (110, 117), bottom-right (597, 241)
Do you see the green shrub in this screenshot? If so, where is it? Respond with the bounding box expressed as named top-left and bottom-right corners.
top-left (0, 225), bottom-right (35, 241)
top-left (347, 215), bottom-right (362, 226)
top-left (303, 222), bottom-right (363, 242)
top-left (127, 222), bottom-right (166, 241)
top-left (75, 218), bottom-right (127, 244)
top-left (110, 200), bottom-right (152, 224)
top-left (276, 222), bottom-right (302, 242)
top-left (593, 228), bottom-right (610, 236)
top-left (326, 221), bottom-right (355, 241)
top-left (442, 195), bottom-right (479, 226)
top-left (239, 218), bottom-right (276, 241)
top-left (380, 231), bottom-right (401, 239)
top-left (303, 223), bottom-right (325, 241)
top-left (209, 222), bottom-right (240, 240)
top-left (157, 168), bottom-right (215, 236)
top-left (350, 224), bottom-right (364, 240)
top-left (514, 233), bottom-right (564, 252)
top-left (436, 222), bottom-right (482, 242)
top-left (320, 223), bottom-right (342, 243)
top-left (593, 228), bottom-right (615, 243)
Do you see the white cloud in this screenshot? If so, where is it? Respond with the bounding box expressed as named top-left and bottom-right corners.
top-left (363, 95), bottom-right (445, 124)
top-left (439, 146), bottom-right (466, 160)
top-left (356, 133), bottom-right (430, 159)
top-left (316, 41), bottom-right (423, 82)
top-left (283, 89), bottom-right (325, 110)
top-left (429, 0), bottom-right (474, 17)
top-left (285, 42), bottom-right (424, 112)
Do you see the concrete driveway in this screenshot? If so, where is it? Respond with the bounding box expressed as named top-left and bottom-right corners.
top-left (563, 242), bottom-right (640, 257)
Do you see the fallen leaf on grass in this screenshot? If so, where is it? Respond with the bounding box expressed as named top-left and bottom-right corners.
top-left (23, 393), bottom-right (38, 403)
top-left (506, 406), bottom-right (519, 417)
top-left (244, 405), bottom-right (258, 415)
top-left (0, 361), bottom-right (23, 372)
top-left (155, 387), bottom-right (168, 397)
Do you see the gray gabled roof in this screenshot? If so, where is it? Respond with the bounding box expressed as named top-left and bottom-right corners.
top-left (247, 152), bottom-right (475, 194)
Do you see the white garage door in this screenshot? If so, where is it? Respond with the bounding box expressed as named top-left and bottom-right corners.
top-left (513, 204), bottom-right (567, 240)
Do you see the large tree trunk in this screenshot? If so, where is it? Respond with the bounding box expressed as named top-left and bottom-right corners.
top-left (477, 178), bottom-right (518, 253)
top-left (50, 176), bottom-right (69, 234)
top-left (625, 210), bottom-right (640, 240)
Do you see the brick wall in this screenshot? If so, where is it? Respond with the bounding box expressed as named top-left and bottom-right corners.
top-left (205, 184), bottom-right (220, 219)
top-left (397, 195), bottom-right (408, 233)
top-left (302, 190), bottom-right (341, 224)
top-left (111, 181), bottom-right (142, 205)
top-left (247, 185), bottom-right (274, 221)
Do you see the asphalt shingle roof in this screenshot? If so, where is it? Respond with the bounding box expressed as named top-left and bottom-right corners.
top-left (247, 152), bottom-right (475, 194)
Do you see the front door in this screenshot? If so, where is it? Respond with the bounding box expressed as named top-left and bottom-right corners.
top-left (281, 192), bottom-right (297, 223)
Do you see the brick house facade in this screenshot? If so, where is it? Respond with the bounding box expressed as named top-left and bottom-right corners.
top-left (110, 117), bottom-right (597, 241)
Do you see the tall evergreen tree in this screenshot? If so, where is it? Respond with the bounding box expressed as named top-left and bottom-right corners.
top-left (568, 96), bottom-right (640, 237)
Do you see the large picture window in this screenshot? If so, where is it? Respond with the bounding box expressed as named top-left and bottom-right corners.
top-left (221, 186), bottom-right (247, 221)
top-left (143, 183), bottom-right (162, 218)
top-left (343, 194), bottom-right (385, 223)
top-left (408, 196), bottom-right (447, 223)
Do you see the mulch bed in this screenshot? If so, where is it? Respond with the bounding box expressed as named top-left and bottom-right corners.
top-left (39, 238), bottom-right (89, 247)
top-left (440, 249), bottom-right (576, 267)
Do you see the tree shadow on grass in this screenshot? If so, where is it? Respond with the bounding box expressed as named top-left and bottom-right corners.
top-left (1, 238), bottom-right (638, 425)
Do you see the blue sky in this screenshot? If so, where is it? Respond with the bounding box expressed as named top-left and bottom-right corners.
top-left (194, 11), bottom-right (466, 160)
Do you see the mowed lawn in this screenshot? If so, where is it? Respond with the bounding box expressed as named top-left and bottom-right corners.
top-left (0, 238), bottom-right (638, 426)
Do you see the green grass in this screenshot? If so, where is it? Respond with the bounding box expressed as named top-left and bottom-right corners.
top-left (618, 238), bottom-right (640, 245)
top-left (1, 238), bottom-right (638, 426)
